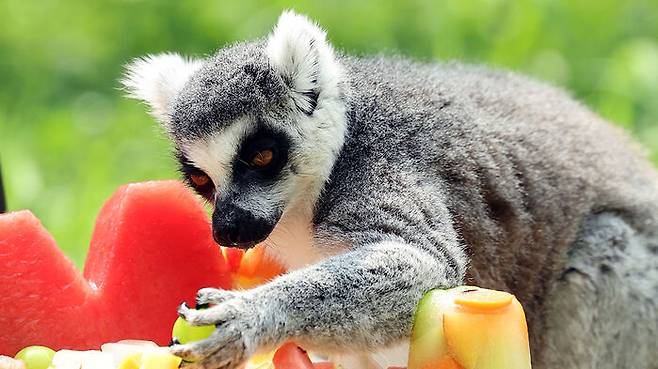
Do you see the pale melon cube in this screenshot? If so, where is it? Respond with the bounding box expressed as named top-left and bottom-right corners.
top-left (49, 350), bottom-right (85, 369)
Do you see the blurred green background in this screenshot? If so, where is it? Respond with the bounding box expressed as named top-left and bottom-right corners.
top-left (1, 0), bottom-right (657, 266)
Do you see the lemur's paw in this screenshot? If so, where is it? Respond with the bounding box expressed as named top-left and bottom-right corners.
top-left (195, 287), bottom-right (236, 308)
top-left (177, 299), bottom-right (239, 327)
top-left (171, 331), bottom-right (246, 369)
top-left (172, 291), bottom-right (259, 369)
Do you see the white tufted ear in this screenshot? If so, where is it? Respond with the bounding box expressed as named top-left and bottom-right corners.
top-left (266, 11), bottom-right (341, 115)
top-left (121, 53), bottom-right (203, 127)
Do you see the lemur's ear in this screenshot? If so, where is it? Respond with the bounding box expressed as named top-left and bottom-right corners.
top-left (121, 53), bottom-right (203, 128)
top-left (266, 11), bottom-right (341, 115)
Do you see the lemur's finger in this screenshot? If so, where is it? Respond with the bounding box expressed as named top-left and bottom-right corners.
top-left (178, 361), bottom-right (202, 369)
top-left (171, 327), bottom-right (245, 368)
top-left (195, 354), bottom-right (235, 369)
top-left (194, 334), bottom-right (245, 369)
top-left (178, 303), bottom-right (236, 327)
top-left (170, 344), bottom-right (204, 363)
top-left (169, 337), bottom-right (219, 363)
top-left (177, 302), bottom-right (222, 326)
top-left (195, 288), bottom-right (234, 308)
top-left (177, 302), bottom-right (194, 319)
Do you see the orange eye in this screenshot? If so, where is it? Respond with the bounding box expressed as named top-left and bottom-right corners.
top-left (190, 173), bottom-right (210, 187)
top-left (250, 149), bottom-right (274, 168)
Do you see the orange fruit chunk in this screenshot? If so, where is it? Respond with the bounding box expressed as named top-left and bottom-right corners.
top-left (453, 289), bottom-right (513, 311)
top-left (444, 295), bottom-right (531, 369)
top-left (235, 244), bottom-right (286, 289)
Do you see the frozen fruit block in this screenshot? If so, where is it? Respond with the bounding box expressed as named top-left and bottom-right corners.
top-left (116, 353), bottom-right (141, 369)
top-left (100, 341), bottom-right (155, 367)
top-left (114, 349), bottom-right (180, 369)
top-left (408, 286), bottom-right (531, 369)
top-left (49, 350), bottom-right (85, 369)
top-left (0, 181), bottom-right (231, 354)
top-left (79, 351), bottom-right (114, 369)
top-left (139, 350), bottom-right (182, 369)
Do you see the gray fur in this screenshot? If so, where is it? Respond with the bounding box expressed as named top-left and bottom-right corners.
top-left (128, 14), bottom-right (658, 369)
top-left (318, 57), bottom-right (658, 367)
top-left (541, 212), bottom-right (657, 368)
top-left (170, 40), bottom-right (288, 142)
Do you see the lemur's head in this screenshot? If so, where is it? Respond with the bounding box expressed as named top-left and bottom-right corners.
top-left (122, 11), bottom-right (347, 248)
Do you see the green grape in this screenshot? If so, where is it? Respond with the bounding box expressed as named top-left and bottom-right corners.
top-left (171, 316), bottom-right (215, 344)
top-left (14, 346), bottom-right (55, 369)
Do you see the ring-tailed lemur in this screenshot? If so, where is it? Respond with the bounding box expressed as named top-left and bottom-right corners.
top-left (122, 11), bottom-right (658, 369)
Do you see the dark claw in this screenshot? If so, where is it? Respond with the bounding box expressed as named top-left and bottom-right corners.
top-left (169, 337), bottom-right (180, 346)
top-left (195, 302), bottom-right (210, 310)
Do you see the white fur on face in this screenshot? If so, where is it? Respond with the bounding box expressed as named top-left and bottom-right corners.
top-left (181, 117), bottom-right (254, 194)
top-left (263, 11), bottom-right (350, 268)
top-left (182, 116), bottom-right (292, 224)
top-left (121, 53), bottom-right (203, 130)
top-left (265, 10), bottom-right (347, 212)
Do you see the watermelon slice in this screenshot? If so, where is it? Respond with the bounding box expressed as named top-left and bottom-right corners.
top-left (0, 181), bottom-right (231, 355)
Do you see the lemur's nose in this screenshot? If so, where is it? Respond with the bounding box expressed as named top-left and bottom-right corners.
top-left (214, 225), bottom-right (250, 247)
top-left (211, 203), bottom-right (275, 249)
top-left (213, 225), bottom-right (234, 246)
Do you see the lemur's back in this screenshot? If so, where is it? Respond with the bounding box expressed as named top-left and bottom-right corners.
top-left (324, 56), bottom-right (658, 367)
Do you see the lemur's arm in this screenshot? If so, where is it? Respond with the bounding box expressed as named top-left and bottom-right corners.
top-left (171, 190), bottom-right (466, 369)
top-left (263, 239), bottom-right (462, 348)
top-left (173, 240), bottom-right (464, 369)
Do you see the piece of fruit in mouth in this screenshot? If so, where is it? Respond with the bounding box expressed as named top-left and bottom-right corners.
top-left (231, 244), bottom-right (287, 289)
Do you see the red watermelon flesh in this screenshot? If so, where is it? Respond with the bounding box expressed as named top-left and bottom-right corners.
top-left (0, 180), bottom-right (231, 355)
top-left (272, 342), bottom-right (315, 369)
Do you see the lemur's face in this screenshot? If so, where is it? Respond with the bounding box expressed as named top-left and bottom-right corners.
top-left (176, 117), bottom-right (294, 248)
top-left (122, 12), bottom-right (347, 248)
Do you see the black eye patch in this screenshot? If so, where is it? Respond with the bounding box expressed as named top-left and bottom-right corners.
top-left (176, 151), bottom-right (215, 202)
top-left (234, 127), bottom-right (290, 182)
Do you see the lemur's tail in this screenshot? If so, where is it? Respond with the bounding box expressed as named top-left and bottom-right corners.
top-left (0, 163), bottom-right (6, 213)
